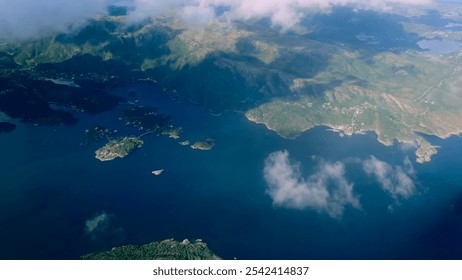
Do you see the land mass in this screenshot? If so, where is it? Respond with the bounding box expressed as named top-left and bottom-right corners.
top-left (95, 136), bottom-right (143, 161)
top-left (1, 5), bottom-right (462, 162)
top-left (246, 50), bottom-right (462, 163)
top-left (81, 238), bottom-right (221, 260)
top-left (191, 138), bottom-right (215, 151)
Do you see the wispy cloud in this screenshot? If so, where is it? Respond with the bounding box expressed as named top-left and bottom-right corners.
top-left (85, 212), bottom-right (112, 239)
top-left (363, 156), bottom-right (416, 200)
top-left (264, 152), bottom-right (420, 217)
top-left (398, 140), bottom-right (419, 152)
top-left (129, 0), bottom-right (434, 30)
top-left (264, 150), bottom-right (360, 218)
top-left (0, 0), bottom-right (434, 40)
top-left (84, 211), bottom-right (125, 241)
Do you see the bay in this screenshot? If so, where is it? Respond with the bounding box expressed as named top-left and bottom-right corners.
top-left (0, 82), bottom-right (462, 259)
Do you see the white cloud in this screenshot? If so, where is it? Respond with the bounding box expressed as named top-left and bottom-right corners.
top-left (0, 0), bottom-right (435, 40)
top-left (180, 2), bottom-right (217, 26)
top-left (264, 150), bottom-right (360, 218)
top-left (398, 140), bottom-right (419, 152)
top-left (363, 156), bottom-right (416, 200)
top-left (84, 211), bottom-right (125, 242)
top-left (128, 0), bottom-right (435, 30)
top-left (265, 152), bottom-right (419, 216)
top-left (403, 156), bottom-right (415, 176)
top-left (84, 212), bottom-right (112, 238)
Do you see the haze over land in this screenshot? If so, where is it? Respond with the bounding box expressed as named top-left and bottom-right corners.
top-left (0, 0), bottom-right (434, 40)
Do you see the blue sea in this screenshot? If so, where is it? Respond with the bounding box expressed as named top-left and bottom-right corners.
top-left (1, 82), bottom-right (462, 259)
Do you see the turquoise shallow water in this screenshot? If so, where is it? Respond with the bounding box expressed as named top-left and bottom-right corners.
top-left (1, 82), bottom-right (462, 259)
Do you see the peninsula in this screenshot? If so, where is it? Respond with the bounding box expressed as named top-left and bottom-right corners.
top-left (246, 50), bottom-right (462, 163)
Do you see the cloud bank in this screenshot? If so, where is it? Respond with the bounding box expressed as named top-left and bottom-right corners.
top-left (0, 0), bottom-right (434, 40)
top-left (264, 150), bottom-right (360, 218)
top-left (363, 156), bottom-right (416, 200)
top-left (0, 0), bottom-right (110, 40)
top-left (264, 152), bottom-right (419, 218)
top-left (129, 0), bottom-right (435, 30)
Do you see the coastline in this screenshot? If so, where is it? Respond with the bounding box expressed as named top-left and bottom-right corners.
top-left (244, 113), bottom-right (452, 163)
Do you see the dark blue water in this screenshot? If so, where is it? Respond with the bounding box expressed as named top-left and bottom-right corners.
top-left (1, 82), bottom-right (462, 259)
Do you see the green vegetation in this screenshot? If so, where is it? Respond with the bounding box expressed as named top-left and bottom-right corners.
top-left (1, 9), bottom-right (462, 163)
top-left (165, 22), bottom-right (251, 70)
top-left (251, 40), bottom-right (280, 64)
top-left (81, 239), bottom-right (221, 260)
top-left (247, 50), bottom-right (462, 163)
top-left (95, 137), bottom-right (143, 161)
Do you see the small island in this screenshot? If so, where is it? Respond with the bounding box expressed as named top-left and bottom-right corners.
top-left (151, 169), bottom-right (164, 176)
top-left (81, 238), bottom-right (221, 260)
top-left (179, 140), bottom-right (190, 146)
top-left (162, 126), bottom-right (182, 139)
top-left (191, 138), bottom-right (215, 151)
top-left (95, 137), bottom-right (143, 161)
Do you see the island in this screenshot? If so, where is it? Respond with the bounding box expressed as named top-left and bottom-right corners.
top-left (95, 137), bottom-right (143, 161)
top-left (191, 138), bottom-right (215, 151)
top-left (1, 5), bottom-right (462, 164)
top-left (151, 169), bottom-right (164, 176)
top-left (81, 238), bottom-right (221, 260)
top-left (162, 126), bottom-right (182, 139)
top-left (179, 140), bottom-right (190, 146)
